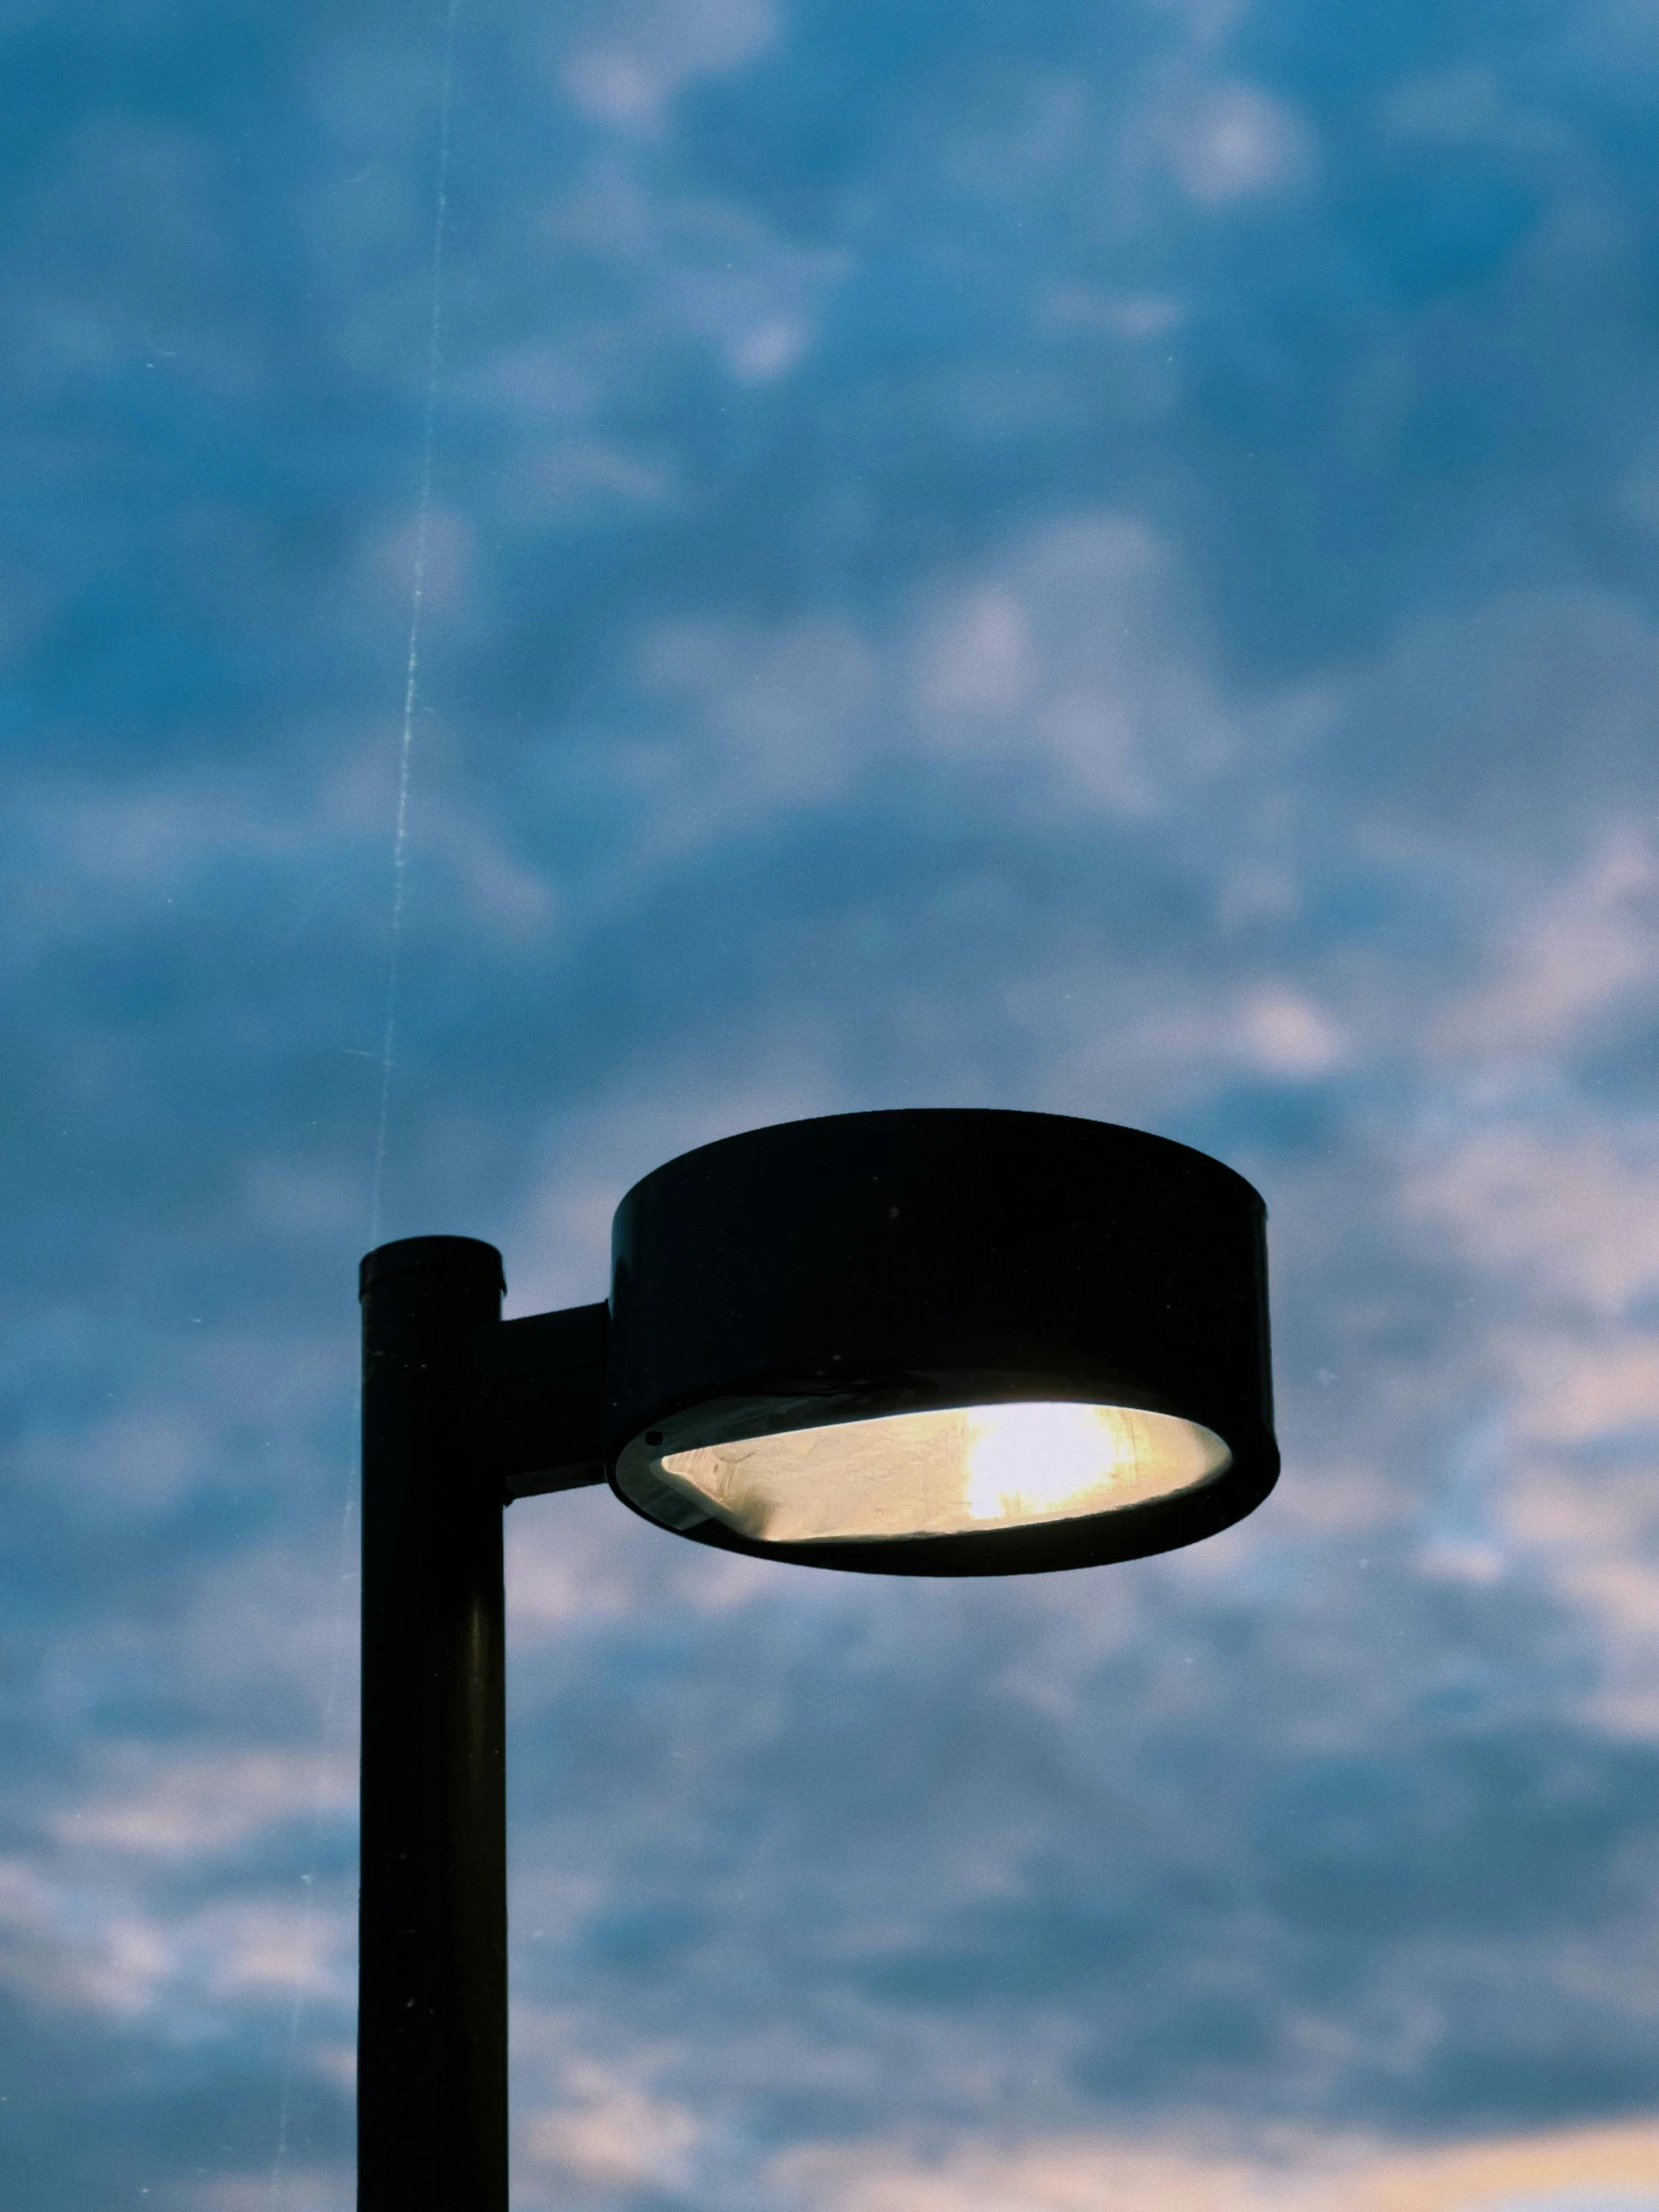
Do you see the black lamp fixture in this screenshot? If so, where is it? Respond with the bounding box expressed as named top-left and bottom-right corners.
top-left (355, 1108), bottom-right (1277, 2210)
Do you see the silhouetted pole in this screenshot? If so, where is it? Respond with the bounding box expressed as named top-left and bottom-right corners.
top-left (358, 1236), bottom-right (508, 2212)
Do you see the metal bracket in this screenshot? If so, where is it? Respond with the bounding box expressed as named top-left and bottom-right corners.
top-left (468, 1303), bottom-right (608, 1500)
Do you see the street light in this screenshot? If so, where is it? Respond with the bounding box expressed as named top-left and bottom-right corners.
top-left (355, 1108), bottom-right (1277, 2210)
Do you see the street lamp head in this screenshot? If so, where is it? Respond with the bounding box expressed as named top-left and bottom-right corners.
top-left (606, 1109), bottom-right (1276, 1575)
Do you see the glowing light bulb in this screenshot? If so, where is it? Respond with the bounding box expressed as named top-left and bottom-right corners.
top-left (649, 1401), bottom-right (1230, 1545)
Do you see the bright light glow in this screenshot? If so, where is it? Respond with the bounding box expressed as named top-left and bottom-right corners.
top-left (651, 1401), bottom-right (1230, 1545)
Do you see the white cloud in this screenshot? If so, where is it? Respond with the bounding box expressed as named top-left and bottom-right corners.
top-left (523, 2060), bottom-right (702, 2189)
top-left (354, 501), bottom-right (475, 621)
top-left (648, 613), bottom-right (875, 802)
top-left (167, 1532), bottom-right (362, 1722)
top-left (1403, 1123), bottom-right (1659, 1319)
top-left (0, 1849), bottom-right (352, 2025)
top-left (507, 1491), bottom-right (642, 1638)
top-left (12, 1327), bottom-right (349, 1524)
top-left (561, 0), bottom-right (778, 131)
top-left (1397, 1103), bottom-right (1659, 1723)
top-left (1164, 83), bottom-right (1315, 208)
top-left (771, 2123), bottom-right (1659, 2212)
top-left (496, 433), bottom-right (680, 525)
top-left (908, 515), bottom-right (1232, 811)
top-left (1436, 829), bottom-right (1659, 1063)
top-left (54, 1746), bottom-right (354, 1858)
top-left (190, 2169), bottom-right (350, 2212)
top-left (1236, 989), bottom-right (1346, 1078)
top-left (5, 750), bottom-right (557, 977)
top-left (938, 72), bottom-right (1092, 199)
top-left (1379, 66), bottom-right (1570, 157)
top-left (525, 158), bottom-right (846, 391)
top-left (192, 1899), bottom-right (349, 2002)
top-left (560, 508), bottom-right (1311, 877)
top-left (917, 588), bottom-right (1037, 719)
top-left (99, 1892), bottom-right (352, 2019)
top-left (19, 1406), bottom-right (209, 1515)
top-left (731, 314), bottom-right (810, 381)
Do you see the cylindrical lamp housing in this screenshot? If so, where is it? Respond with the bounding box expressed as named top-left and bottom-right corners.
top-left (607, 1109), bottom-right (1276, 1575)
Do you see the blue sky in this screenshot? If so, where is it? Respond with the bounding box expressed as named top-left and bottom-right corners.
top-left (3, 0), bottom-right (1659, 2206)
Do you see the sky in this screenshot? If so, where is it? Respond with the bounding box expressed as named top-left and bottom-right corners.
top-left (2, 0), bottom-right (1658, 2206)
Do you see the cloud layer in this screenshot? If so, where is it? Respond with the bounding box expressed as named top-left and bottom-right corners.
top-left (1, 0), bottom-right (1657, 2206)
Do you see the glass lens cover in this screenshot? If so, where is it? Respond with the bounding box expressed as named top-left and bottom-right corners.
top-left (637, 1400), bottom-right (1231, 1545)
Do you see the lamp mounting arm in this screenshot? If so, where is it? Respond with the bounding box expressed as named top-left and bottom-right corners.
top-left (469, 1301), bottom-right (608, 1501)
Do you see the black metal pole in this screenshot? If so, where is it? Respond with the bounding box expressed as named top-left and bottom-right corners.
top-left (358, 1235), bottom-right (508, 2212)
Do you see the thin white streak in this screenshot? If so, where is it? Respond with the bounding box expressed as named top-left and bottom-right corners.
top-left (270, 8), bottom-right (462, 2202)
top-left (369, 0), bottom-right (462, 1252)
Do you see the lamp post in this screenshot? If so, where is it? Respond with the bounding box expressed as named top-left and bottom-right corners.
top-left (355, 1108), bottom-right (1277, 2211)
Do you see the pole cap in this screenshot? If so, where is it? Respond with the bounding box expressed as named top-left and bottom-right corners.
top-left (358, 1235), bottom-right (506, 1303)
